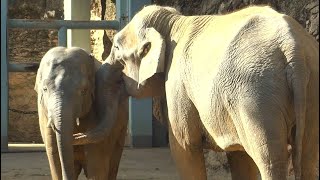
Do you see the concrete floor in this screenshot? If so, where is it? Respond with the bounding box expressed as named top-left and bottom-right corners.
top-left (1, 144), bottom-right (180, 180)
top-left (2, 144), bottom-right (299, 180)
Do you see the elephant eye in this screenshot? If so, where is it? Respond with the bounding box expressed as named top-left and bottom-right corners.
top-left (43, 87), bottom-right (48, 92)
top-left (139, 42), bottom-right (151, 58)
top-left (114, 45), bottom-right (119, 50)
top-left (119, 59), bottom-right (125, 66)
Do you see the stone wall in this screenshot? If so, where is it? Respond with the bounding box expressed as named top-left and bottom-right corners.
top-left (8, 0), bottom-right (63, 143)
top-left (7, 0), bottom-right (128, 144)
top-left (7, 0), bottom-right (115, 143)
top-left (90, 0), bottom-right (116, 62)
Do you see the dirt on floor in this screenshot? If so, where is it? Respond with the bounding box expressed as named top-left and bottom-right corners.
top-left (1, 148), bottom-right (180, 180)
top-left (1, 147), bottom-right (299, 180)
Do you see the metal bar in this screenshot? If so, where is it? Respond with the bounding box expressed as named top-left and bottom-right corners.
top-left (116, 0), bottom-right (128, 29)
top-left (58, 26), bottom-right (67, 47)
top-left (1, 0), bottom-right (8, 152)
top-left (127, 0), bottom-right (153, 148)
top-left (129, 0), bottom-right (150, 20)
top-left (8, 63), bottom-right (40, 72)
top-left (8, 19), bottom-right (120, 30)
top-left (2, 0), bottom-right (125, 151)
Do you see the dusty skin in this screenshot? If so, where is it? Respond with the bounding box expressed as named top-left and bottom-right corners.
top-left (1, 144), bottom-right (295, 180)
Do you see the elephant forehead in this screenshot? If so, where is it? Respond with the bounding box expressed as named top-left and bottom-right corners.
top-left (79, 63), bottom-right (88, 74)
top-left (116, 24), bottom-right (139, 49)
top-left (44, 66), bottom-right (81, 88)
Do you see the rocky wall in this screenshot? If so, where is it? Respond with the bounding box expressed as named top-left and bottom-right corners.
top-left (8, 0), bottom-right (63, 143)
top-left (7, 0), bottom-right (115, 143)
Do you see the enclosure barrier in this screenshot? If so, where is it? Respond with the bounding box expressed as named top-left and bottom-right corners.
top-left (1, 0), bottom-right (126, 152)
top-left (1, 0), bottom-right (155, 152)
top-left (7, 19), bottom-right (120, 72)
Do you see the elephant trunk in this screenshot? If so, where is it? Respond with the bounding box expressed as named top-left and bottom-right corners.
top-left (73, 63), bottom-right (124, 145)
top-left (50, 95), bottom-right (75, 179)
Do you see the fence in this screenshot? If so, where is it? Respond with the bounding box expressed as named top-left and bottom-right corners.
top-left (1, 0), bottom-right (157, 152)
top-left (1, 0), bottom-right (132, 152)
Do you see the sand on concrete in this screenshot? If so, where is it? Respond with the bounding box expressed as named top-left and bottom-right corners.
top-left (2, 144), bottom-right (297, 180)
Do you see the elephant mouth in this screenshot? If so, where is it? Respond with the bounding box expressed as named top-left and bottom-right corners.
top-left (126, 73), bottom-right (165, 98)
top-left (76, 105), bottom-right (95, 127)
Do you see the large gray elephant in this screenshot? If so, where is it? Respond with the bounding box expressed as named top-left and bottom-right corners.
top-left (74, 5), bottom-right (319, 180)
top-left (35, 46), bottom-right (128, 180)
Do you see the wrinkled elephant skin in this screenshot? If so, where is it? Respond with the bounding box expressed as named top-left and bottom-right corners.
top-left (75, 5), bottom-right (319, 180)
top-left (35, 46), bottom-right (128, 180)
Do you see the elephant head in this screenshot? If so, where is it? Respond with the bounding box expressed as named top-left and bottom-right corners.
top-left (73, 6), bottom-right (180, 145)
top-left (35, 46), bottom-right (95, 179)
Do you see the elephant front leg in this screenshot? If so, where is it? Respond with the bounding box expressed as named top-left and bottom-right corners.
top-left (85, 142), bottom-right (109, 179)
top-left (38, 106), bottom-right (62, 179)
top-left (45, 127), bottom-right (63, 180)
top-left (226, 151), bottom-right (258, 180)
top-left (166, 94), bottom-right (207, 180)
top-left (108, 124), bottom-right (127, 180)
top-left (73, 160), bottom-right (83, 180)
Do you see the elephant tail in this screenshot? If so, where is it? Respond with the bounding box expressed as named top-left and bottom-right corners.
top-left (285, 52), bottom-right (310, 179)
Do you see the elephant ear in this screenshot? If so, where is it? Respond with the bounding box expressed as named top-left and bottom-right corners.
top-left (138, 27), bottom-right (166, 86)
top-left (34, 69), bottom-right (41, 93)
top-left (89, 54), bottom-right (99, 100)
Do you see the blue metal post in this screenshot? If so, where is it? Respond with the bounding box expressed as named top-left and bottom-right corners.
top-left (127, 0), bottom-right (153, 147)
top-left (116, 0), bottom-right (128, 29)
top-left (128, 0), bottom-right (150, 20)
top-left (58, 26), bottom-right (67, 47)
top-left (1, 0), bottom-right (9, 152)
top-left (128, 97), bottom-right (153, 147)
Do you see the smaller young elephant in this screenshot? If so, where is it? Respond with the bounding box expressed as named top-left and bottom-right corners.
top-left (35, 46), bottom-right (128, 179)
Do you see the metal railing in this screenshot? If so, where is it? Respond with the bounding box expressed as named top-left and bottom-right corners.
top-left (1, 0), bottom-right (128, 152)
top-left (7, 19), bottom-right (120, 72)
top-left (1, 0), bottom-right (154, 152)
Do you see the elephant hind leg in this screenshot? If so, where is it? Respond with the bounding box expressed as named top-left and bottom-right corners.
top-left (226, 151), bottom-right (258, 180)
top-left (299, 144), bottom-right (318, 180)
top-left (253, 141), bottom-right (288, 180)
top-left (236, 98), bottom-right (290, 179)
top-left (299, 116), bottom-right (319, 179)
top-left (242, 133), bottom-right (289, 180)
